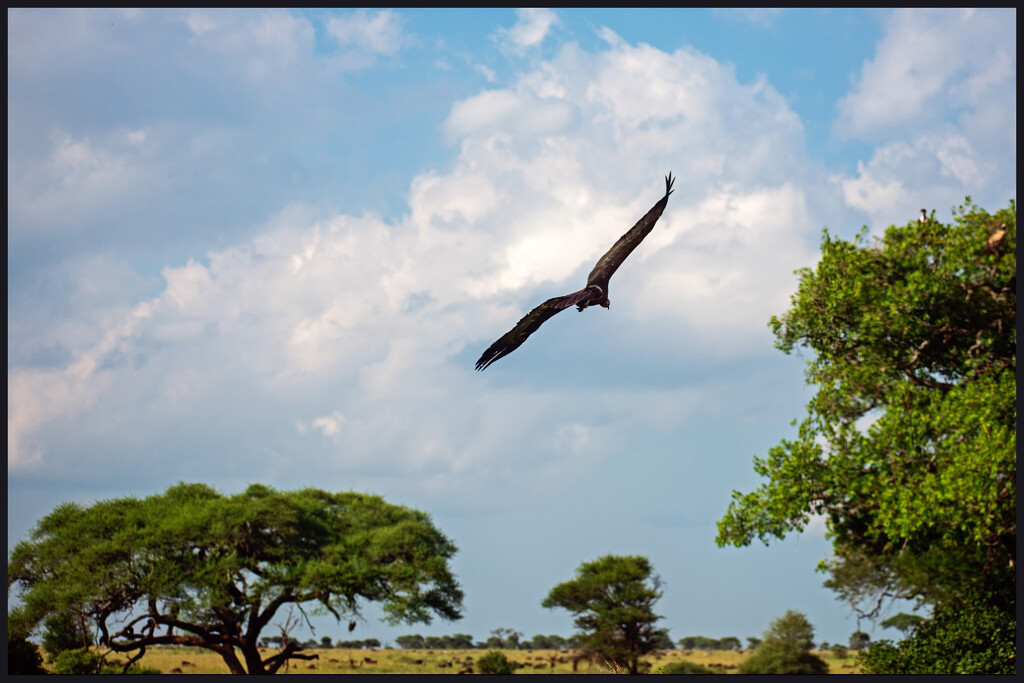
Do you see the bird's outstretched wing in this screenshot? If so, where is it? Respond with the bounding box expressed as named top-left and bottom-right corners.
top-left (475, 173), bottom-right (673, 371)
top-left (586, 172), bottom-right (674, 288)
top-left (474, 287), bottom-right (601, 371)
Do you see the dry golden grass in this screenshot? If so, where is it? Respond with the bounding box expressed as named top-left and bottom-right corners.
top-left (69, 645), bottom-right (862, 674)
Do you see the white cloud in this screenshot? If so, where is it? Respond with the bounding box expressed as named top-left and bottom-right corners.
top-left (835, 8), bottom-right (1015, 227)
top-left (310, 412), bottom-right (346, 437)
top-left (326, 9), bottom-right (407, 56)
top-left (836, 9), bottom-right (1015, 138)
top-left (8, 31), bottom-right (827, 482)
top-left (495, 8), bottom-right (560, 54)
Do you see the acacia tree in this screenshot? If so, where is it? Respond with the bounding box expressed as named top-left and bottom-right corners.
top-left (717, 199), bottom-right (1015, 615)
top-left (542, 555), bottom-right (664, 674)
top-left (8, 483), bottom-right (464, 674)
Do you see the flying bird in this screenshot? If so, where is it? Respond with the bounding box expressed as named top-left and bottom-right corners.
top-left (475, 173), bottom-right (675, 371)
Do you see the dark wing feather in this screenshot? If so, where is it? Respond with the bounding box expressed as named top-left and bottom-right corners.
top-left (586, 172), bottom-right (675, 288)
top-left (475, 288), bottom-right (600, 371)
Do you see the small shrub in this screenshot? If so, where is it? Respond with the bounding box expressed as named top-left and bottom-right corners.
top-left (830, 644), bottom-right (848, 659)
top-left (657, 660), bottom-right (719, 674)
top-left (739, 648), bottom-right (829, 674)
top-left (52, 648), bottom-right (160, 675)
top-left (53, 648), bottom-right (106, 674)
top-left (477, 650), bottom-right (516, 675)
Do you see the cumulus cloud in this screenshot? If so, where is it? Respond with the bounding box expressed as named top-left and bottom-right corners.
top-left (495, 8), bottom-right (560, 54)
top-left (7, 25), bottom-right (828, 490)
top-left (837, 9), bottom-right (1014, 138)
top-left (834, 8), bottom-right (1015, 224)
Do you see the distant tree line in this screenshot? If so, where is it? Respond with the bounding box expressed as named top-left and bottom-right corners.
top-left (392, 632), bottom-right (578, 651)
top-left (258, 636), bottom-right (382, 650)
top-left (678, 635), bottom-right (742, 651)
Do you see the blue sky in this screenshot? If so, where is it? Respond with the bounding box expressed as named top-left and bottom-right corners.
top-left (8, 8), bottom-right (1016, 648)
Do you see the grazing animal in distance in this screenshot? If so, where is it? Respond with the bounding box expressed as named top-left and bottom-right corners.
top-left (475, 173), bottom-right (675, 370)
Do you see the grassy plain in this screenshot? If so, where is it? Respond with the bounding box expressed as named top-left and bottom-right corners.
top-left (71, 645), bottom-right (863, 674)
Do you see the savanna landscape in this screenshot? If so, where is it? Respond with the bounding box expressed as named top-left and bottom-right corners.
top-left (8, 9), bottom-right (1016, 677)
top-left (35, 645), bottom-right (865, 675)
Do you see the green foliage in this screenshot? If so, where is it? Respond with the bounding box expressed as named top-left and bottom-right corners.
top-left (653, 630), bottom-right (676, 650)
top-left (527, 633), bottom-right (567, 650)
top-left (830, 643), bottom-right (848, 659)
top-left (50, 648), bottom-right (162, 675)
top-left (849, 630), bottom-right (870, 650)
top-left (718, 636), bottom-right (742, 651)
top-left (396, 634), bottom-right (425, 649)
top-left (334, 637), bottom-right (381, 649)
top-left (542, 555), bottom-right (664, 674)
top-left (679, 635), bottom-right (719, 650)
top-left (42, 610), bottom-right (93, 658)
top-left (8, 482), bottom-right (463, 674)
top-left (717, 199), bottom-right (1016, 617)
top-left (52, 648), bottom-right (106, 674)
top-left (860, 581), bottom-right (1015, 674)
top-left (738, 610), bottom-right (829, 675)
top-left (678, 635), bottom-right (739, 650)
top-left (880, 612), bottom-right (925, 633)
top-left (658, 660), bottom-right (720, 674)
top-left (477, 650), bottom-right (516, 674)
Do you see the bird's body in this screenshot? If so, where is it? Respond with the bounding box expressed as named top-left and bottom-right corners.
top-left (475, 173), bottom-right (674, 370)
top-left (919, 208), bottom-right (928, 224)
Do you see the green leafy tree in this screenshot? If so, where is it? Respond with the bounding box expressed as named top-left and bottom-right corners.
top-left (528, 634), bottom-right (551, 650)
top-left (717, 200), bottom-right (1016, 620)
top-left (880, 612), bottom-right (925, 634)
top-left (746, 636), bottom-right (761, 650)
top-left (8, 483), bottom-right (463, 674)
top-left (488, 627), bottom-right (522, 649)
top-left (860, 580), bottom-right (1015, 674)
top-left (682, 635), bottom-right (721, 650)
top-left (449, 633), bottom-right (474, 649)
top-left (738, 610), bottom-right (829, 675)
top-left (849, 630), bottom-right (870, 651)
top-left (830, 643), bottom-right (848, 659)
top-left (719, 636), bottom-right (742, 651)
top-left (396, 634), bottom-right (425, 649)
top-left (542, 555), bottom-right (663, 674)
top-left (477, 650), bottom-right (516, 674)
top-left (41, 610), bottom-right (93, 659)
top-left (653, 629), bottom-right (675, 650)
